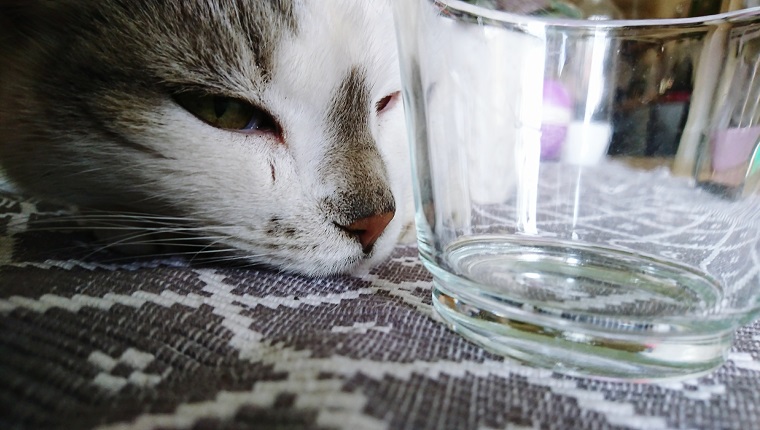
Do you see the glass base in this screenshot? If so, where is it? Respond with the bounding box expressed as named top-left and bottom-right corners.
top-left (425, 236), bottom-right (735, 381)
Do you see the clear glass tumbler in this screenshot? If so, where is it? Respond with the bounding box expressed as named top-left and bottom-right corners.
top-left (393, 0), bottom-right (760, 380)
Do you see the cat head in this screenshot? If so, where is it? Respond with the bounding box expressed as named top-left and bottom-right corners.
top-left (0, 0), bottom-right (413, 275)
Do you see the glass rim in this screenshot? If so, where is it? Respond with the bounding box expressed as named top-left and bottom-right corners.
top-left (439, 0), bottom-right (760, 29)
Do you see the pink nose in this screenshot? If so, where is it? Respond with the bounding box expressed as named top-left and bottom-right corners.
top-left (340, 211), bottom-right (395, 253)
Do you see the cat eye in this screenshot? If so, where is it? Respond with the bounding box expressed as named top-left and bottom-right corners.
top-left (376, 91), bottom-right (400, 114)
top-left (174, 92), bottom-right (280, 134)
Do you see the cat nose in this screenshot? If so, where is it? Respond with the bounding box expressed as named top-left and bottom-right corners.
top-left (339, 211), bottom-right (395, 254)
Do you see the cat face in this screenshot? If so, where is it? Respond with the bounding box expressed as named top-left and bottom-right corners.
top-left (0, 0), bottom-right (413, 275)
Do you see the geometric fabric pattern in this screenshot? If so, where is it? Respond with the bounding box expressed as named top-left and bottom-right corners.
top-left (1, 190), bottom-right (759, 430)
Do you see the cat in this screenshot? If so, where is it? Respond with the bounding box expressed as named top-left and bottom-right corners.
top-left (0, 0), bottom-right (414, 276)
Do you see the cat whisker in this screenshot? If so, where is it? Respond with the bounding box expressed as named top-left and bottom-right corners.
top-left (90, 248), bottom-right (241, 264)
top-left (14, 210), bottom-right (239, 228)
top-left (5, 210), bottom-right (267, 267)
top-left (89, 246), bottom-right (273, 268)
top-left (17, 225), bottom-right (240, 238)
top-left (81, 228), bottom-right (224, 257)
top-left (192, 253), bottom-right (271, 264)
top-left (185, 256), bottom-right (271, 269)
top-left (33, 212), bottom-right (211, 223)
top-left (188, 236), bottom-right (239, 264)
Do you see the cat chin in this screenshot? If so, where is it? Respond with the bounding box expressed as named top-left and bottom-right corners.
top-left (235, 214), bottom-right (409, 277)
top-left (346, 219), bottom-right (410, 276)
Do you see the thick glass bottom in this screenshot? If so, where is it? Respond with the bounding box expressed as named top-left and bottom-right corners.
top-left (425, 236), bottom-right (736, 380)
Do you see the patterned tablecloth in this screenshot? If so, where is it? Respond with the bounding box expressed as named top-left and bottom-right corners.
top-left (1, 190), bottom-right (760, 430)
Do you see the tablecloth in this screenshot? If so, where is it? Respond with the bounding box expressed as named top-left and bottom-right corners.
top-left (1, 190), bottom-right (760, 430)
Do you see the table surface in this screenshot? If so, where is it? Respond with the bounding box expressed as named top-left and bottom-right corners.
top-left (1, 190), bottom-right (760, 430)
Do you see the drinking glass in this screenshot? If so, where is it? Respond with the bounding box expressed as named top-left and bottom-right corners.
top-left (393, 0), bottom-right (760, 379)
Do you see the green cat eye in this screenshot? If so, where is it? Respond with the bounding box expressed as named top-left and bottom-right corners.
top-left (174, 92), bottom-right (279, 133)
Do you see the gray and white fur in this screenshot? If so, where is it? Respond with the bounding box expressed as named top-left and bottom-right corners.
top-left (0, 0), bottom-right (414, 275)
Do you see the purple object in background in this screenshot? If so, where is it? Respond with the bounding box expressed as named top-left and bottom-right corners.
top-left (541, 79), bottom-right (572, 159)
top-left (711, 125), bottom-right (760, 172)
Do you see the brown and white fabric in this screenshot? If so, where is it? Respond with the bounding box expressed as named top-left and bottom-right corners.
top-left (1, 190), bottom-right (760, 430)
